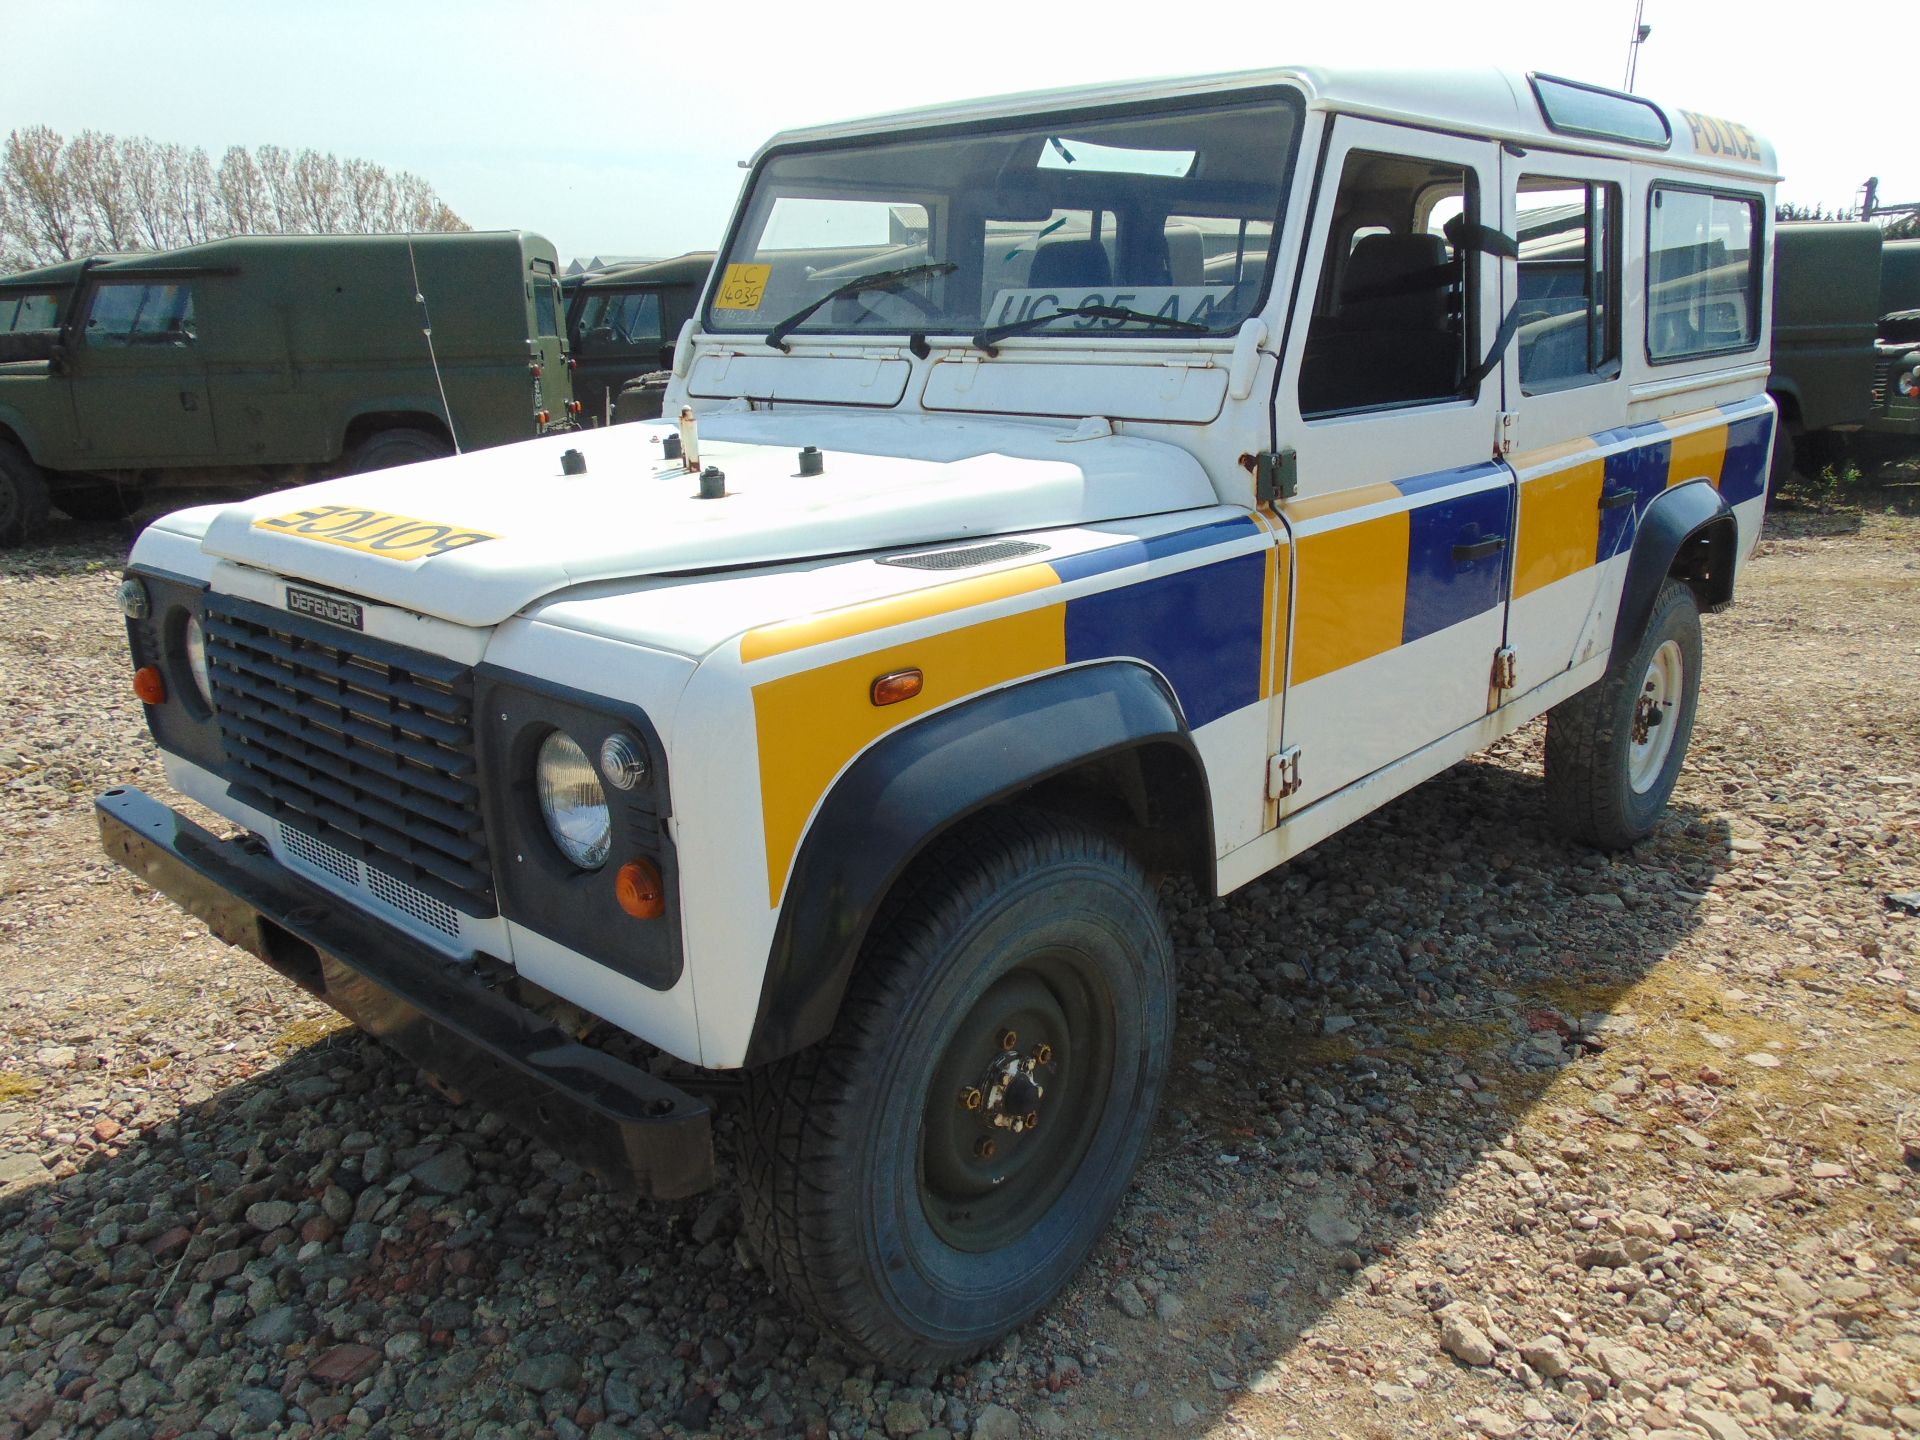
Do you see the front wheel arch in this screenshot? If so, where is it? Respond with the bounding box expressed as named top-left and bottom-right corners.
top-left (743, 662), bottom-right (1213, 1067)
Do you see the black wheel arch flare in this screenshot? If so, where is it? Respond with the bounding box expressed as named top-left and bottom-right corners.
top-left (1611, 480), bottom-right (1737, 656)
top-left (743, 662), bottom-right (1213, 1067)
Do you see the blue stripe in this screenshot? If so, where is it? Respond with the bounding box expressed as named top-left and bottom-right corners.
top-left (1720, 410), bottom-right (1772, 506)
top-left (1402, 485), bottom-right (1512, 646)
top-left (1600, 439), bottom-right (1670, 561)
top-left (1396, 459), bottom-right (1508, 499)
top-left (1064, 550), bottom-right (1265, 727)
top-left (1049, 516), bottom-right (1260, 584)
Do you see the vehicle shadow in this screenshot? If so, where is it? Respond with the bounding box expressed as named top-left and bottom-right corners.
top-left (0, 734), bottom-right (1725, 1438)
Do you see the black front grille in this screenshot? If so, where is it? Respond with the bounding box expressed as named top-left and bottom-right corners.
top-left (204, 593), bottom-right (495, 915)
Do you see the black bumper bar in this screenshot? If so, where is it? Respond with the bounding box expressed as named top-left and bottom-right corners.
top-left (96, 786), bottom-right (713, 1200)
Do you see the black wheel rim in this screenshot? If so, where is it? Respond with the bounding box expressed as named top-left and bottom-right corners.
top-left (918, 948), bottom-right (1115, 1253)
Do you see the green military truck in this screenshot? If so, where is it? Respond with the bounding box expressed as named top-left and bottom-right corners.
top-left (563, 252), bottom-right (712, 424)
top-left (0, 231), bottom-right (575, 545)
top-left (1768, 224), bottom-right (1920, 489)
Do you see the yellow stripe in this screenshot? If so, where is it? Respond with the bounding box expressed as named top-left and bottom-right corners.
top-left (753, 605), bottom-right (1067, 906)
top-left (1289, 510), bottom-right (1410, 685)
top-left (1664, 417), bottom-right (1728, 490)
top-left (1281, 480), bottom-right (1403, 525)
top-left (1507, 435), bottom-right (1597, 473)
top-left (740, 563), bottom-right (1059, 662)
top-left (1513, 458), bottom-right (1604, 599)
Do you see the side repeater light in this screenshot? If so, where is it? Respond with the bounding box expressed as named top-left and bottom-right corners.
top-left (616, 858), bottom-right (666, 920)
top-left (132, 666), bottom-right (167, 705)
top-left (870, 668), bottom-right (924, 706)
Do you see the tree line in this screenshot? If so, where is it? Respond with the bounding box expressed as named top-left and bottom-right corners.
top-left (1, 126), bottom-right (468, 274)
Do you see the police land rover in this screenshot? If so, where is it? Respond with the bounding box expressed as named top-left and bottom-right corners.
top-left (99, 68), bottom-right (1776, 1363)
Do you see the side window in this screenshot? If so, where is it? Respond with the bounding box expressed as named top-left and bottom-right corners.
top-left (2, 291), bottom-right (62, 332)
top-left (85, 283), bottom-right (196, 348)
top-left (533, 281), bottom-right (560, 338)
top-left (1647, 186), bottom-right (1760, 362)
top-left (1515, 177), bottom-right (1621, 392)
top-left (577, 290), bottom-right (663, 352)
top-left (1298, 151), bottom-right (1475, 416)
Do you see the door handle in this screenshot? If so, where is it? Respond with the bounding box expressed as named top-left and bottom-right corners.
top-left (1452, 535), bottom-right (1507, 563)
top-left (1599, 487), bottom-right (1635, 510)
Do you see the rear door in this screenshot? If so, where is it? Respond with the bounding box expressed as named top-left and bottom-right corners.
top-left (69, 279), bottom-right (217, 463)
top-left (1268, 118), bottom-right (1513, 816)
top-left (528, 257), bottom-right (570, 427)
top-left (1498, 159), bottom-right (1633, 696)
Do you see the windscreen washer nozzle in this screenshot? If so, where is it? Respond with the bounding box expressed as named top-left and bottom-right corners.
top-left (798, 445), bottom-right (824, 476)
top-left (561, 448), bottom-right (587, 476)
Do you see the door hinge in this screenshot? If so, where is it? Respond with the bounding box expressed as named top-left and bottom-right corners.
top-left (1267, 746), bottom-right (1302, 800)
top-left (1255, 447), bottom-right (1298, 504)
top-left (1497, 411), bottom-right (1517, 455)
top-left (1492, 645), bottom-right (1518, 690)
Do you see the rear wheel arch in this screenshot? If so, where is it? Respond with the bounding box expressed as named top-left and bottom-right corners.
top-left (1611, 481), bottom-right (1736, 657)
top-left (742, 662), bottom-right (1213, 1068)
top-left (340, 410), bottom-right (453, 458)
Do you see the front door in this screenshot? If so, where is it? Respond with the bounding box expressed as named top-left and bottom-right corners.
top-left (69, 279), bottom-right (217, 464)
top-left (1268, 117), bottom-right (1513, 816)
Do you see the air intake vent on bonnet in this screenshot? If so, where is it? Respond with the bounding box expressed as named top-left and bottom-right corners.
top-left (879, 540), bottom-right (1047, 571)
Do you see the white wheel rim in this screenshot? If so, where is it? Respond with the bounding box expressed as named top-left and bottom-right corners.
top-left (1628, 640), bottom-right (1684, 794)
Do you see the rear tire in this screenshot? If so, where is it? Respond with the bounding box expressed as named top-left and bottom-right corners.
top-left (737, 809), bottom-right (1175, 1366)
top-left (1543, 579), bottom-right (1702, 849)
top-left (345, 427), bottom-right (452, 473)
top-left (0, 444), bottom-right (51, 548)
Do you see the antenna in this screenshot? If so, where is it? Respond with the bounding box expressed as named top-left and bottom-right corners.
top-left (1623, 0), bottom-right (1652, 91)
top-left (405, 234), bottom-right (462, 455)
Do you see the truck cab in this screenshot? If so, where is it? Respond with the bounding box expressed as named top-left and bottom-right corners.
top-left (563, 252), bottom-right (712, 424)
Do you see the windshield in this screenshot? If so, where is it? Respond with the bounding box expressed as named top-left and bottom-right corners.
top-left (709, 91), bottom-right (1302, 342)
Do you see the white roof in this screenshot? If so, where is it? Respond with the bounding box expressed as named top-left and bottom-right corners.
top-left (752, 66), bottom-right (1780, 184)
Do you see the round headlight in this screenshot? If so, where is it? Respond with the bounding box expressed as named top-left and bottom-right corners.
top-left (536, 730), bottom-right (611, 870)
top-left (184, 613), bottom-right (214, 710)
top-left (599, 732), bottom-right (649, 791)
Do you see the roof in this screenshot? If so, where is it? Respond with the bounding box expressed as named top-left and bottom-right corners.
top-left (568, 252), bottom-right (714, 291)
top-left (0, 231), bottom-right (554, 288)
top-left (751, 66), bottom-right (1780, 184)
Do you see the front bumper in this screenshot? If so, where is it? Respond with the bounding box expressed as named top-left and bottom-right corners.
top-left (96, 786), bottom-right (713, 1200)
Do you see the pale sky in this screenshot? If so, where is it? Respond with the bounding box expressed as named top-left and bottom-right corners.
top-left (5, 0), bottom-right (1911, 264)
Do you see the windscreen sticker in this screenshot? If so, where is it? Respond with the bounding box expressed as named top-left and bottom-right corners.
top-left (986, 285), bottom-right (1234, 327)
top-left (714, 263), bottom-right (773, 311)
top-left (253, 505), bottom-right (499, 562)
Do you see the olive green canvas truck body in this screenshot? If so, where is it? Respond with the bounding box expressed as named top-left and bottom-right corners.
top-left (0, 231), bottom-right (573, 543)
top-left (564, 253), bottom-right (712, 424)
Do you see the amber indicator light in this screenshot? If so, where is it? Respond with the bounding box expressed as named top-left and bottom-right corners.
top-left (132, 666), bottom-right (167, 705)
top-left (616, 858), bottom-right (666, 920)
top-left (870, 668), bottom-right (924, 706)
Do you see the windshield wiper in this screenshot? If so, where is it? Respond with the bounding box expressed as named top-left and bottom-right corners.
top-left (765, 261), bottom-right (957, 352)
top-left (970, 303), bottom-right (1207, 356)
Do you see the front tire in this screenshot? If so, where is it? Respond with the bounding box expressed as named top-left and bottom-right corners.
top-left (0, 443), bottom-right (51, 548)
top-left (738, 810), bottom-right (1175, 1366)
top-left (1543, 579), bottom-right (1703, 849)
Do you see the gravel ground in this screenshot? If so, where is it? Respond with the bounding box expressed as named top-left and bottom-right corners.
top-left (0, 486), bottom-right (1916, 1440)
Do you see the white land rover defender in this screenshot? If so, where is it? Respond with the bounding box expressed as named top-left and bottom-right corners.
top-left (102, 67), bottom-right (1777, 1362)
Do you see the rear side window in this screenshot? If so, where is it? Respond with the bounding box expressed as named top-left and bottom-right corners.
top-left (84, 283), bottom-right (196, 347)
top-left (2, 290), bottom-right (62, 332)
top-left (1515, 177), bottom-right (1620, 392)
top-left (1647, 186), bottom-right (1760, 362)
